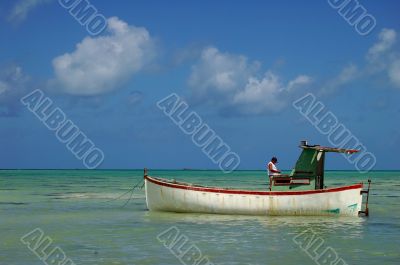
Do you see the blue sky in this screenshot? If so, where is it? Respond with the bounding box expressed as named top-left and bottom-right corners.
top-left (0, 0), bottom-right (399, 170)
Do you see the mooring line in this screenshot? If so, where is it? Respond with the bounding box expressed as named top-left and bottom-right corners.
top-left (100, 178), bottom-right (144, 205)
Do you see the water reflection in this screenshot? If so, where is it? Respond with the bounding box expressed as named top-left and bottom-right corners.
top-left (145, 210), bottom-right (366, 238)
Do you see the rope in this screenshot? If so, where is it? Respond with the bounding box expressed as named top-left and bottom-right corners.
top-left (100, 178), bottom-right (144, 206)
top-left (121, 179), bottom-right (145, 208)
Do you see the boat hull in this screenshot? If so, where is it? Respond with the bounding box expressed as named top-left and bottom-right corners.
top-left (144, 176), bottom-right (363, 216)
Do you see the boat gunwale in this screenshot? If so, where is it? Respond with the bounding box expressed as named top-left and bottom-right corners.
top-left (144, 175), bottom-right (363, 196)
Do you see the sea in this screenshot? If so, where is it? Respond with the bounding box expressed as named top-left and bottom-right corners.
top-left (0, 169), bottom-right (399, 265)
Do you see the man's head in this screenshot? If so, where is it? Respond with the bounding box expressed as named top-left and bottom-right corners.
top-left (271, 157), bottom-right (278, 163)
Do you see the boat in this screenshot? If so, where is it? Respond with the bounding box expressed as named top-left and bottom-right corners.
top-left (144, 141), bottom-right (371, 216)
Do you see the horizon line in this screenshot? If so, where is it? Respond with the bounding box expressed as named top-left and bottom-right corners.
top-left (0, 168), bottom-right (399, 171)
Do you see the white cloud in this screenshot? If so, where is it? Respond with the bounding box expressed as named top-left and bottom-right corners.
top-left (189, 29), bottom-right (399, 111)
top-left (0, 66), bottom-right (31, 116)
top-left (319, 64), bottom-right (358, 96)
top-left (189, 47), bottom-right (311, 115)
top-left (367, 28), bottom-right (396, 61)
top-left (189, 47), bottom-right (259, 96)
top-left (0, 81), bottom-right (8, 95)
top-left (232, 72), bottom-right (287, 114)
top-left (52, 17), bottom-right (156, 96)
top-left (8, 0), bottom-right (51, 23)
top-left (320, 28), bottom-right (400, 94)
top-left (287, 75), bottom-right (312, 91)
top-left (365, 28), bottom-right (400, 89)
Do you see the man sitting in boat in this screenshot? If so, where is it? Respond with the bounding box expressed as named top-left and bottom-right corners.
top-left (267, 157), bottom-right (281, 177)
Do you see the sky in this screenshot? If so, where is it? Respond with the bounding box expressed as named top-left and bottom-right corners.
top-left (0, 0), bottom-right (399, 170)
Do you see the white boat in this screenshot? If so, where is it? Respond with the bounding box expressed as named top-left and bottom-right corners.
top-left (144, 141), bottom-right (371, 216)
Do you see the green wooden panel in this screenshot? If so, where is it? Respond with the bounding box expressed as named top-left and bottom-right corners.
top-left (290, 149), bottom-right (318, 176)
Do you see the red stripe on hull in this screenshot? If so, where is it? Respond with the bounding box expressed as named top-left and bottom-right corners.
top-left (144, 176), bottom-right (363, 196)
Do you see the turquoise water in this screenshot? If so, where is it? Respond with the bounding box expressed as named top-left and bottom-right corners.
top-left (0, 170), bottom-right (399, 265)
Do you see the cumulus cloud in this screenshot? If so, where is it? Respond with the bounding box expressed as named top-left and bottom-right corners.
top-left (0, 65), bottom-right (31, 116)
top-left (232, 72), bottom-right (287, 114)
top-left (8, 0), bottom-right (51, 23)
top-left (189, 47), bottom-right (260, 98)
top-left (188, 47), bottom-right (311, 115)
top-left (52, 17), bottom-right (156, 96)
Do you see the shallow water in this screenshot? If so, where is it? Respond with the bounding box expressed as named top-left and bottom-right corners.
top-left (0, 170), bottom-right (399, 265)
